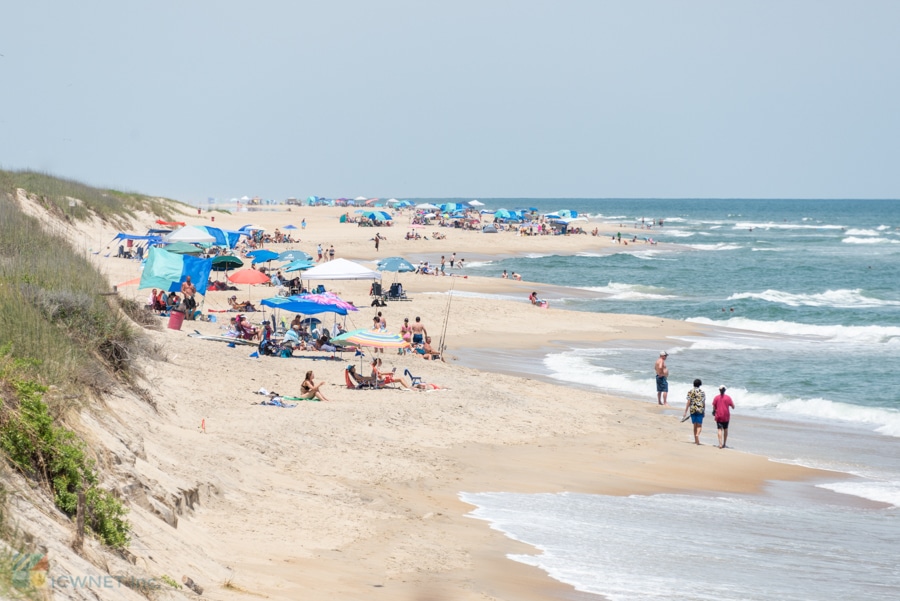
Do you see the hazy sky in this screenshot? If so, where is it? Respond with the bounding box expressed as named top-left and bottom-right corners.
top-left (2, 1), bottom-right (899, 202)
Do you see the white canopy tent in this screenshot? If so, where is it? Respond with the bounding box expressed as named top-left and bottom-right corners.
top-left (163, 225), bottom-right (216, 244)
top-left (302, 258), bottom-right (382, 281)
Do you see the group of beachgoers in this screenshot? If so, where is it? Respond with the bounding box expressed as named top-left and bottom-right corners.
top-left (655, 351), bottom-right (735, 448)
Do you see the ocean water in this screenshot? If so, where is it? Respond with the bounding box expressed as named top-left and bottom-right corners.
top-left (448, 199), bottom-right (900, 600)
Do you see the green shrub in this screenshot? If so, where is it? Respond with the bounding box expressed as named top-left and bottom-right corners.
top-left (0, 378), bottom-right (130, 549)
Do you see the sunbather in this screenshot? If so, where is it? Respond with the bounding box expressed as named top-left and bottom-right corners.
top-left (228, 295), bottom-right (256, 312)
top-left (372, 358), bottom-right (413, 389)
top-left (300, 370), bottom-right (331, 401)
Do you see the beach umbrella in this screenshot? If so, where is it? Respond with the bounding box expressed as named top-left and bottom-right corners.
top-left (376, 257), bottom-right (416, 273)
top-left (248, 249), bottom-right (279, 264)
top-left (283, 259), bottom-right (316, 273)
top-left (415, 203), bottom-right (440, 210)
top-left (239, 224), bottom-right (266, 232)
top-left (440, 202), bottom-right (465, 212)
top-left (210, 255), bottom-right (244, 272)
top-left (494, 209), bottom-right (512, 219)
top-left (332, 328), bottom-right (410, 350)
top-left (228, 269), bottom-right (269, 285)
top-left (468, 199), bottom-right (484, 207)
top-left (228, 268), bottom-right (271, 305)
top-left (162, 241), bottom-right (205, 255)
top-left (295, 292), bottom-right (359, 312)
top-left (283, 224), bottom-right (298, 230)
top-left (362, 210), bottom-right (392, 221)
top-left (278, 250), bottom-right (312, 262)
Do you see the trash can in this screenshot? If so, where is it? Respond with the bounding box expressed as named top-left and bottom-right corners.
top-left (168, 309), bottom-right (185, 331)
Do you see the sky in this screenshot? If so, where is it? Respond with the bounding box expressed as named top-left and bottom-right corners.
top-left (2, 1), bottom-right (899, 203)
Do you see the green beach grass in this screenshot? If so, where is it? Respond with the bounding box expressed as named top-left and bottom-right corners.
top-left (0, 169), bottom-right (175, 562)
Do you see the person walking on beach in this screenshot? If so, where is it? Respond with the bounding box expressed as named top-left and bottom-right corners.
top-left (181, 276), bottom-right (197, 320)
top-left (655, 351), bottom-right (669, 405)
top-left (328, 245), bottom-right (335, 261)
top-left (316, 244), bottom-right (323, 262)
top-left (683, 379), bottom-right (706, 445)
top-left (712, 385), bottom-right (735, 449)
top-left (410, 316), bottom-right (428, 345)
top-left (449, 252), bottom-right (456, 268)
top-left (374, 235), bottom-right (380, 252)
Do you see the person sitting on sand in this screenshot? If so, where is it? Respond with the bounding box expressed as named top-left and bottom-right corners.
top-left (300, 370), bottom-right (331, 401)
top-left (227, 295), bottom-right (255, 312)
top-left (282, 324), bottom-right (306, 352)
top-left (313, 333), bottom-right (336, 352)
top-left (416, 336), bottom-right (442, 361)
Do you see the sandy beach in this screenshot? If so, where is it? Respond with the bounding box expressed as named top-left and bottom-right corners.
top-left (18, 198), bottom-right (827, 600)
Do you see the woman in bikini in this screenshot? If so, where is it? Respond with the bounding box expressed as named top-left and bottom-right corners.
top-left (300, 370), bottom-right (331, 402)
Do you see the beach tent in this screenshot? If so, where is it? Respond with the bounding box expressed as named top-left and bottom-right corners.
top-left (164, 226), bottom-right (216, 244)
top-left (139, 248), bottom-right (212, 294)
top-left (260, 296), bottom-right (349, 316)
top-left (301, 258), bottom-right (381, 281)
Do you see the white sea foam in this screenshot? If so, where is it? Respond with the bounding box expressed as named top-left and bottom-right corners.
top-left (687, 316), bottom-right (900, 345)
top-left (750, 247), bottom-right (789, 252)
top-left (817, 481), bottom-right (900, 507)
top-left (776, 397), bottom-right (900, 435)
top-left (727, 288), bottom-right (900, 309)
top-left (685, 242), bottom-right (742, 251)
top-left (523, 252), bottom-right (553, 259)
top-left (574, 282), bottom-right (677, 301)
top-left (734, 221), bottom-right (845, 231)
top-left (657, 229), bottom-right (694, 238)
top-left (844, 228), bottom-right (881, 236)
top-left (460, 259), bottom-right (493, 267)
top-left (842, 236), bottom-right (898, 245)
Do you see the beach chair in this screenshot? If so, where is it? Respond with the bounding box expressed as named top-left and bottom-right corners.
top-left (346, 365), bottom-right (378, 389)
top-left (387, 282), bottom-right (410, 301)
top-left (403, 368), bottom-right (423, 387)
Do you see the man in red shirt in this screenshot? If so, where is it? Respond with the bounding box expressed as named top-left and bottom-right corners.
top-left (712, 385), bottom-right (735, 449)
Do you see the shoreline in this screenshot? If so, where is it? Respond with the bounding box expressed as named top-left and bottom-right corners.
top-left (43, 201), bottom-right (839, 600)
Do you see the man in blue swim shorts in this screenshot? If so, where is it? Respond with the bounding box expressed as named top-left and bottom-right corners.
top-left (655, 351), bottom-right (669, 405)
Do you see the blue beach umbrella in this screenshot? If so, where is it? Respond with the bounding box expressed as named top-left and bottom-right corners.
top-left (283, 224), bottom-right (298, 230)
top-left (376, 256), bottom-right (416, 273)
top-left (363, 210), bottom-right (392, 221)
top-left (248, 249), bottom-right (279, 264)
top-left (283, 259), bottom-right (316, 273)
top-left (278, 250), bottom-right (312, 262)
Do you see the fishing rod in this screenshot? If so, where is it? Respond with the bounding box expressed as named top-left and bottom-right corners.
top-left (438, 277), bottom-right (455, 355)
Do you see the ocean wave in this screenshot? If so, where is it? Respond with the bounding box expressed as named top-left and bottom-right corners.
top-left (687, 316), bottom-right (900, 345)
top-left (844, 228), bottom-right (881, 236)
top-left (726, 288), bottom-right (900, 309)
top-left (574, 282), bottom-right (677, 301)
top-left (750, 247), bottom-right (789, 252)
top-left (842, 236), bottom-right (898, 245)
top-left (459, 260), bottom-right (494, 267)
top-left (657, 229), bottom-right (694, 238)
top-left (677, 338), bottom-right (762, 351)
top-left (523, 253), bottom-right (553, 259)
top-left (734, 221), bottom-right (845, 231)
top-left (685, 243), bottom-right (742, 251)
top-left (777, 397), bottom-right (900, 432)
top-left (817, 481), bottom-right (900, 508)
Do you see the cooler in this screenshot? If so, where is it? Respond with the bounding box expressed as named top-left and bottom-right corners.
top-left (168, 309), bottom-right (185, 331)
